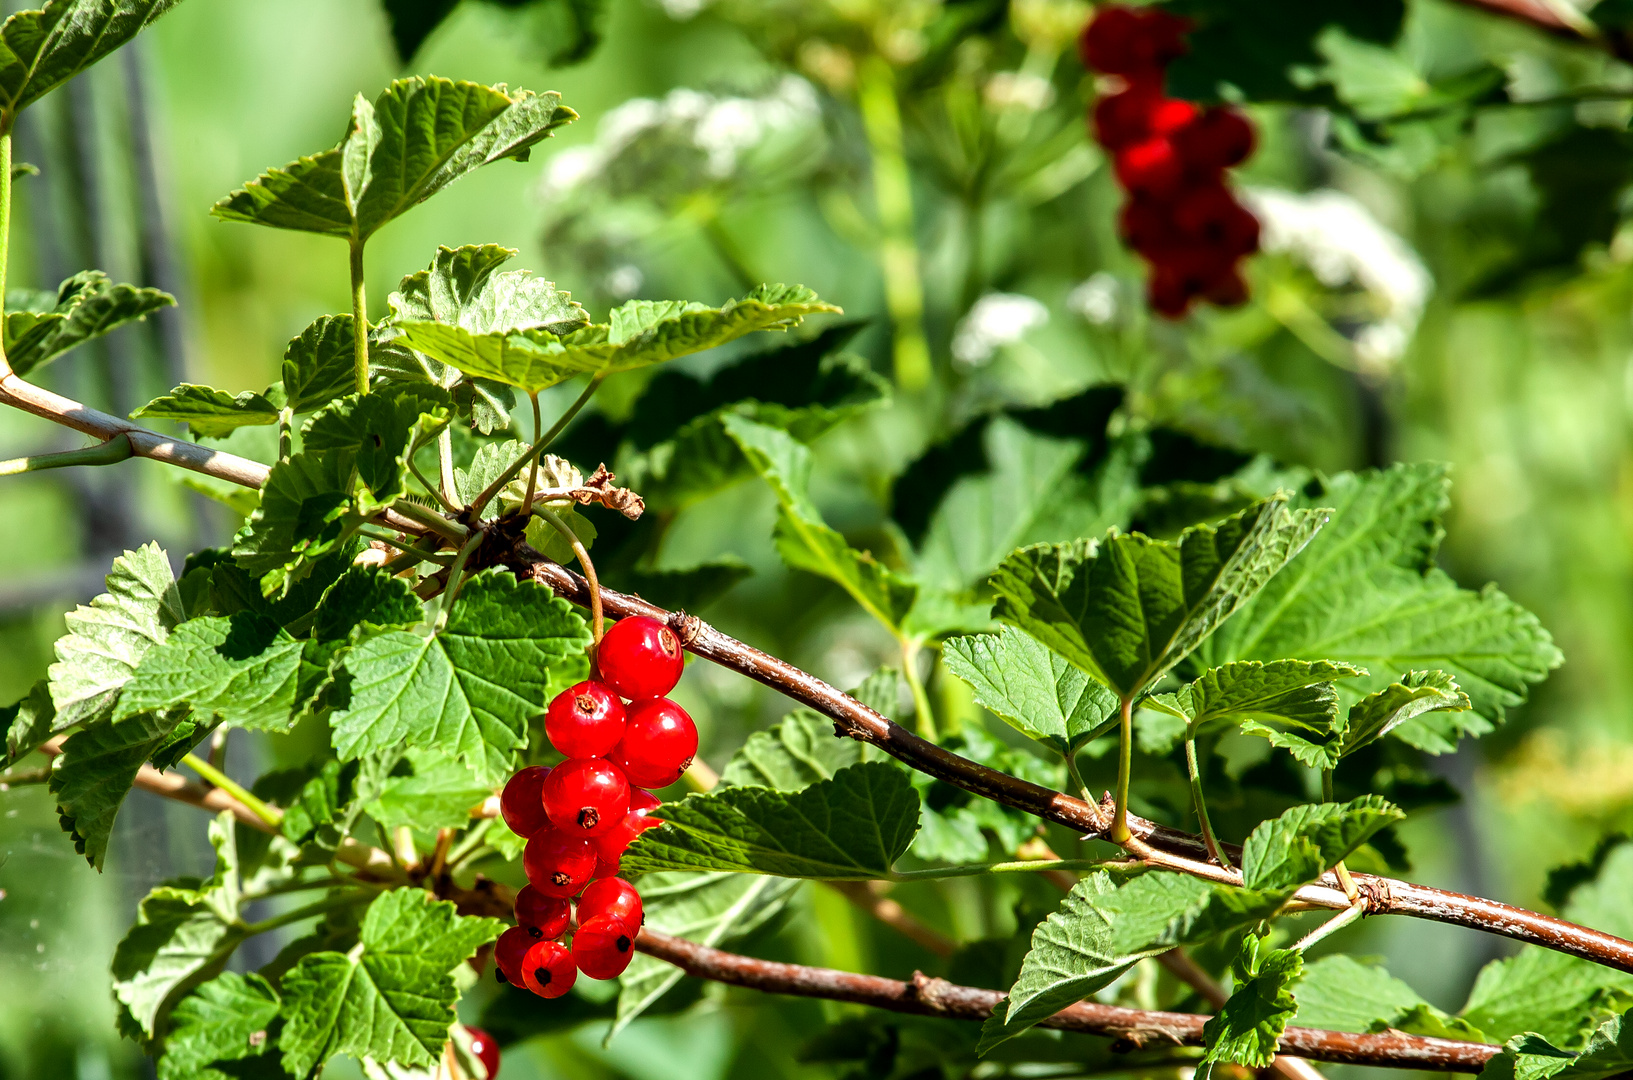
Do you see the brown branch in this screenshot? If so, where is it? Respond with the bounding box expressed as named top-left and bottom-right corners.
top-left (516, 551), bottom-right (1633, 977)
top-left (635, 927), bottom-right (1498, 1073)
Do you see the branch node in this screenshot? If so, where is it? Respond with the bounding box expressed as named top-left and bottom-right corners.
top-left (668, 610), bottom-right (703, 646)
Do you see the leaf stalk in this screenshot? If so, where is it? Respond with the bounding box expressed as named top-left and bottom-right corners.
top-left (534, 504), bottom-right (602, 643)
top-left (472, 372), bottom-right (605, 517)
top-left (1185, 735), bottom-right (1232, 870)
top-left (348, 239), bottom-right (369, 394)
top-left (0, 433), bottom-right (132, 476)
top-left (1111, 695), bottom-right (1134, 844)
top-left (182, 752), bottom-right (283, 829)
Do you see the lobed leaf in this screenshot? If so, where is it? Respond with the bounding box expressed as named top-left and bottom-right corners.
top-left (282, 315), bottom-right (359, 413)
top-left (50, 708), bottom-right (194, 868)
top-left (116, 613), bottom-right (306, 733)
top-left (329, 571), bottom-right (590, 785)
top-left (622, 761), bottom-right (919, 879)
top-left (1240, 795), bottom-right (1405, 892)
top-left (0, 0), bottom-right (180, 123)
top-left (3, 678), bottom-right (58, 765)
top-left (5, 269), bottom-right (172, 375)
top-left (942, 626), bottom-right (1118, 755)
top-left (724, 413), bottom-right (916, 632)
top-left (990, 496), bottom-right (1327, 699)
top-left (1554, 1012), bottom-right (1633, 1080)
top-left (132, 384), bottom-right (284, 438)
top-left (1202, 936), bottom-right (1304, 1068)
top-left (1102, 871), bottom-right (1291, 955)
top-left (213, 77), bottom-right (575, 242)
top-left (232, 451), bottom-right (361, 591)
top-left (157, 972), bottom-right (282, 1080)
top-left (1340, 670), bottom-right (1471, 758)
top-left (278, 888), bottom-right (503, 1078)
top-left (300, 385), bottom-right (452, 510)
top-left (718, 708), bottom-right (860, 790)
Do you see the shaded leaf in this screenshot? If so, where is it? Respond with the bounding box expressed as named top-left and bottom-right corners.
top-left (1477, 1035), bottom-right (1579, 1080)
top-left (991, 496), bottom-right (1326, 698)
top-left (157, 972), bottom-right (281, 1080)
top-left (50, 708), bottom-right (193, 868)
top-left (132, 384), bottom-right (284, 438)
top-left (366, 748), bottom-right (489, 831)
top-left (1555, 1012), bottom-right (1633, 1080)
top-left (5, 269), bottom-right (172, 376)
top-left (623, 761), bottom-right (919, 879)
top-left (231, 451), bottom-right (361, 592)
top-left (3, 678), bottom-right (58, 765)
top-left (724, 413), bottom-right (916, 631)
top-left (213, 77), bottom-right (575, 242)
top-left (301, 385), bottom-right (452, 510)
top-left (281, 315), bottom-right (358, 413)
top-left (1203, 936), bottom-right (1303, 1068)
top-left (1292, 955), bottom-right (1441, 1033)
top-left (718, 708), bottom-right (859, 791)
top-left (329, 570), bottom-right (590, 785)
top-left (116, 613), bottom-right (306, 733)
top-left (942, 626), bottom-right (1118, 755)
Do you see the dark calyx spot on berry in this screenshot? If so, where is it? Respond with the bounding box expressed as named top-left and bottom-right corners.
top-left (659, 627), bottom-right (679, 656)
top-left (575, 693), bottom-right (596, 713)
top-left (578, 807), bottom-right (600, 829)
top-left (535, 967), bottom-right (551, 985)
top-left (616, 935), bottom-right (631, 952)
top-left (526, 926), bottom-right (543, 939)
top-left (551, 871), bottom-right (570, 886)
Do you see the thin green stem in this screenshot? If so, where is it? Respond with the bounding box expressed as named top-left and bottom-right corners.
top-left (0, 131), bottom-right (12, 376)
top-left (1293, 900), bottom-right (1366, 952)
top-left (445, 819), bottom-right (492, 871)
top-left (889, 858), bottom-right (1108, 882)
top-left (0, 433), bottom-right (131, 476)
top-left (901, 638), bottom-right (938, 741)
top-left (437, 426), bottom-right (457, 507)
top-left (243, 890), bottom-right (374, 937)
top-left (349, 240), bottom-right (369, 395)
top-left (407, 452), bottom-right (457, 513)
top-left (1111, 695), bottom-right (1134, 844)
top-left (0, 766), bottom-right (49, 786)
top-left (357, 523), bottom-right (447, 559)
top-left (534, 504), bottom-right (602, 643)
top-left (391, 499), bottom-right (469, 543)
top-left (378, 539), bottom-right (452, 575)
top-left (472, 373), bottom-right (604, 517)
top-left (437, 530), bottom-right (485, 628)
top-left (1185, 736), bottom-right (1231, 870)
top-left (277, 407), bottom-right (293, 461)
top-left (523, 391), bottom-right (542, 511)
top-left (1323, 769), bottom-right (1360, 901)
top-left (183, 753), bottom-right (283, 829)
top-left (1063, 747), bottom-right (1094, 805)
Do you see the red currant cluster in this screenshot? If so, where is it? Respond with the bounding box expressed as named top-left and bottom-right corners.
top-left (1080, 5), bottom-right (1260, 318)
top-left (491, 616), bottom-right (698, 999)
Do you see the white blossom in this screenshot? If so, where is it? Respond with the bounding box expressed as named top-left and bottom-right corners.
top-left (1242, 187), bottom-right (1433, 369)
top-left (952, 292), bottom-right (1050, 367)
top-left (1067, 272), bottom-right (1120, 326)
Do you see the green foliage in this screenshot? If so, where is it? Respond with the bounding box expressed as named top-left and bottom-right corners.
top-left (214, 77), bottom-right (575, 243)
top-left (942, 626), bottom-right (1118, 754)
top-left (0, 0), bottom-right (182, 128)
top-left (990, 496), bottom-right (1326, 699)
top-left (2, 678), bottom-right (57, 765)
top-left (1203, 935), bottom-right (1305, 1068)
top-left (232, 450), bottom-right (361, 593)
top-left (1292, 955), bottom-right (1480, 1037)
top-left (5, 269), bottom-right (172, 375)
top-left (329, 570), bottom-right (590, 785)
top-left (277, 889), bottom-right (502, 1078)
top-left (115, 614), bottom-right (306, 733)
top-left (1239, 796), bottom-right (1404, 891)
top-left (157, 972), bottom-right (282, 1080)
top-left (132, 384), bottom-right (284, 438)
top-left (622, 761), bottom-right (920, 878)
top-left (718, 708), bottom-right (859, 790)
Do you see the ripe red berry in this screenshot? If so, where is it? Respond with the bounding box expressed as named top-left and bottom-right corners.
top-left (591, 789), bottom-right (662, 874)
top-left (579, 877), bottom-right (644, 934)
top-left (1172, 184), bottom-right (1260, 256)
top-left (499, 766), bottom-right (550, 839)
top-left (541, 757), bottom-right (631, 837)
top-left (493, 925), bottom-right (534, 985)
top-left (597, 616), bottom-right (685, 700)
top-left (1147, 262), bottom-right (1196, 318)
top-left (573, 914), bottom-right (637, 979)
top-left (514, 885), bottom-right (571, 940)
top-left (546, 681), bottom-right (626, 759)
top-left (610, 699), bottom-right (697, 789)
top-left (1093, 85), bottom-right (1160, 149)
top-left (1147, 97), bottom-right (1198, 137)
top-left (1080, 5), bottom-right (1190, 76)
top-left (522, 829), bottom-right (598, 898)
top-left (466, 1026), bottom-right (500, 1079)
top-left (1174, 107), bottom-right (1255, 170)
top-left (521, 939), bottom-right (577, 998)
top-left (1115, 137), bottom-right (1185, 198)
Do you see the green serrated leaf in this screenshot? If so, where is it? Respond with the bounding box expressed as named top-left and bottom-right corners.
top-left (1240, 795), bottom-right (1405, 892)
top-left (718, 708), bottom-right (859, 790)
top-left (397, 284), bottom-right (838, 395)
top-left (1554, 1012), bottom-right (1633, 1080)
top-left (1103, 871), bottom-right (1289, 954)
top-left (724, 413), bottom-right (916, 632)
top-left (115, 613), bottom-right (306, 733)
top-left (50, 708), bottom-right (193, 868)
top-left (386, 243), bottom-right (588, 336)
top-left (278, 888), bottom-right (503, 1078)
top-left (990, 496), bottom-right (1327, 699)
top-left (5, 269), bottom-right (172, 375)
top-left (608, 871), bottom-right (801, 1042)
top-left (157, 972), bottom-right (281, 1080)
top-left (1292, 955), bottom-right (1440, 1033)
top-left (132, 384), bottom-right (284, 438)
top-left (301, 385), bottom-right (452, 510)
top-left (1197, 465), bottom-right (1562, 748)
top-left (329, 570), bottom-right (590, 785)
top-left (1340, 670), bottom-right (1471, 757)
top-left (1202, 936), bottom-right (1304, 1068)
top-left (1166, 659), bottom-right (1365, 737)
top-left (232, 451), bottom-right (361, 589)
top-left (3, 678), bottom-right (58, 765)
top-left (282, 315), bottom-right (359, 413)
top-left (0, 0), bottom-right (179, 123)
top-left (977, 873), bottom-right (1152, 1055)
top-left (1478, 1035), bottom-right (1579, 1080)
top-left (49, 542), bottom-right (185, 727)
top-left (942, 626), bottom-right (1118, 755)
top-left (366, 748), bottom-right (489, 831)
top-left (213, 77), bottom-right (575, 242)
top-left (622, 761), bottom-right (919, 879)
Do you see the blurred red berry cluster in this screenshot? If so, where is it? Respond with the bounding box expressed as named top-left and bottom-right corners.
top-left (1080, 6), bottom-right (1260, 317)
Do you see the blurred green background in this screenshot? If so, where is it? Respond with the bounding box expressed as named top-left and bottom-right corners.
top-left (3, 0), bottom-right (1633, 1076)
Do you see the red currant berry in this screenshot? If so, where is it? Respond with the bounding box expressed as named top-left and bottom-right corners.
top-left (493, 925), bottom-right (534, 985)
top-left (499, 766), bottom-right (551, 839)
top-left (597, 616), bottom-right (685, 700)
top-left (573, 914), bottom-right (637, 979)
top-left (1114, 137), bottom-right (1185, 198)
top-left (1146, 262), bottom-right (1196, 319)
top-left (541, 757), bottom-right (631, 837)
top-left (578, 877), bottom-right (644, 934)
top-left (521, 939), bottom-right (577, 998)
top-left (545, 681), bottom-right (627, 759)
top-left (1093, 85), bottom-right (1160, 150)
top-left (466, 1027), bottom-right (500, 1079)
top-left (1080, 6), bottom-right (1189, 76)
top-left (591, 790), bottom-right (662, 873)
top-left (522, 829), bottom-right (598, 898)
top-left (1146, 97), bottom-right (1198, 138)
top-left (1173, 107), bottom-right (1255, 170)
top-left (1172, 184), bottom-right (1259, 255)
top-left (610, 699), bottom-right (697, 789)
top-left (514, 885), bottom-right (571, 940)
